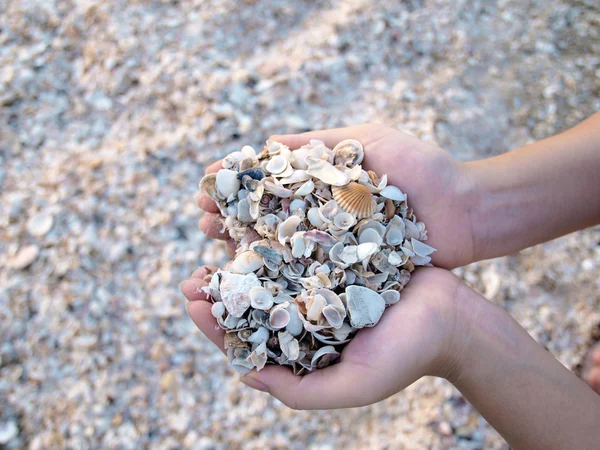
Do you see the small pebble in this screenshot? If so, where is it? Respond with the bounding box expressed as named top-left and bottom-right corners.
top-left (26, 211), bottom-right (54, 236)
top-left (8, 245), bottom-right (39, 270)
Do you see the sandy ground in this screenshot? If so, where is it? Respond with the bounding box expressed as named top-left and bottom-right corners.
top-left (1, 0), bottom-right (599, 448)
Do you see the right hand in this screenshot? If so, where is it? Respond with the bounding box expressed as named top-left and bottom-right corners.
top-left (197, 123), bottom-right (477, 269)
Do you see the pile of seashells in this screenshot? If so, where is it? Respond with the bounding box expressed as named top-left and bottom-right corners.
top-left (198, 139), bottom-right (436, 375)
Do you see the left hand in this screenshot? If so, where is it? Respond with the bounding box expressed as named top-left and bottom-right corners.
top-left (180, 266), bottom-right (465, 410)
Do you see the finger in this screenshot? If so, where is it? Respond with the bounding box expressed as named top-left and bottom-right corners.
top-left (205, 160), bottom-right (223, 174)
top-left (242, 360), bottom-right (371, 410)
top-left (196, 192), bottom-right (220, 214)
top-left (186, 301), bottom-right (225, 353)
top-left (190, 265), bottom-right (218, 280)
top-left (179, 278), bottom-right (210, 301)
top-left (593, 346), bottom-right (600, 365)
top-left (199, 214), bottom-right (229, 240)
top-left (270, 124), bottom-right (386, 150)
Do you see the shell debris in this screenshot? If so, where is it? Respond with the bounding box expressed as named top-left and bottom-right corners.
top-left (195, 138), bottom-right (436, 373)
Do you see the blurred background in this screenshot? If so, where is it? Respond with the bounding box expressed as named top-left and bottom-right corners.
top-left (1, 0), bottom-right (599, 449)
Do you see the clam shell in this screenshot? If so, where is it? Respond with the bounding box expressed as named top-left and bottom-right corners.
top-left (216, 169), bottom-right (241, 199)
top-left (333, 139), bottom-right (364, 167)
top-left (228, 251), bottom-right (264, 274)
top-left (380, 290), bottom-right (401, 305)
top-left (380, 185), bottom-right (406, 201)
top-left (306, 157), bottom-right (351, 186)
top-left (332, 182), bottom-right (376, 219)
top-left (249, 286), bottom-right (274, 310)
top-left (211, 302), bottom-right (225, 318)
top-left (311, 345), bottom-right (340, 369)
top-left (248, 342), bottom-right (268, 371)
top-left (269, 304), bottom-right (291, 329)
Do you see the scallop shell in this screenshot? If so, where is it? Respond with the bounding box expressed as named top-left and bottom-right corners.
top-left (332, 182), bottom-right (377, 219)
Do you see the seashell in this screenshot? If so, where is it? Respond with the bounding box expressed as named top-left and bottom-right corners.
top-left (411, 254), bottom-right (432, 266)
top-left (385, 198), bottom-right (396, 220)
top-left (228, 348), bottom-right (254, 375)
top-left (248, 342), bottom-right (268, 371)
top-left (357, 242), bottom-right (378, 260)
top-left (269, 304), bottom-right (290, 330)
top-left (279, 331), bottom-right (300, 361)
top-left (263, 177), bottom-right (293, 198)
top-left (306, 157), bottom-right (351, 186)
top-left (311, 346), bottom-right (340, 369)
top-left (277, 215), bottom-right (303, 245)
top-left (295, 179), bottom-right (315, 197)
top-left (249, 286), bottom-right (274, 310)
top-left (211, 302), bottom-right (225, 318)
top-left (307, 207), bottom-right (326, 228)
top-left (322, 305), bottom-right (344, 329)
top-left (216, 169), bottom-right (241, 199)
top-left (289, 146), bottom-right (311, 170)
top-left (225, 333), bottom-right (248, 349)
top-left (279, 170), bottom-right (311, 185)
top-left (385, 215), bottom-right (406, 246)
top-left (411, 238), bottom-right (436, 257)
top-left (380, 290), bottom-right (401, 305)
top-left (219, 272), bottom-right (261, 318)
top-left (265, 154), bottom-right (289, 174)
top-left (333, 139), bottom-right (364, 167)
top-left (345, 164), bottom-right (363, 182)
top-left (199, 173), bottom-right (218, 200)
top-left (289, 198), bottom-right (307, 212)
top-left (332, 212), bottom-right (356, 230)
top-left (380, 185), bottom-right (406, 201)
top-left (332, 182), bottom-right (376, 219)
top-left (345, 285), bottom-right (386, 328)
top-left (358, 227), bottom-right (383, 246)
top-left (339, 245), bottom-right (359, 265)
top-left (318, 200), bottom-right (339, 224)
top-left (237, 198), bottom-right (253, 223)
top-left (329, 242), bottom-right (349, 268)
top-left (286, 303), bottom-right (304, 336)
top-left (404, 218), bottom-right (420, 240)
top-left (365, 173), bottom-right (388, 193)
top-left (306, 294), bottom-right (327, 321)
top-left (228, 251), bottom-right (264, 274)
top-left (247, 326), bottom-right (270, 344)
top-left (237, 167), bottom-right (265, 181)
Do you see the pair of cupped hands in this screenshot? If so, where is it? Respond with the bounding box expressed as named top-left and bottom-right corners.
top-left (181, 124), bottom-right (483, 410)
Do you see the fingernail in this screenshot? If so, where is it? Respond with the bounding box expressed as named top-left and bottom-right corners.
top-left (241, 374), bottom-right (269, 392)
top-left (178, 281), bottom-right (186, 293)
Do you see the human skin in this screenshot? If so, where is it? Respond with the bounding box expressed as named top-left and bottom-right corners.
top-left (182, 266), bottom-right (600, 450)
top-left (195, 115), bottom-right (600, 390)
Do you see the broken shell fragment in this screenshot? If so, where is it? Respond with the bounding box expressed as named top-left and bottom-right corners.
top-left (191, 137), bottom-right (436, 374)
top-left (345, 285), bottom-right (386, 328)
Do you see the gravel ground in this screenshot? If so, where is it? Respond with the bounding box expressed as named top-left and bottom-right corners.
top-left (1, 1), bottom-right (599, 449)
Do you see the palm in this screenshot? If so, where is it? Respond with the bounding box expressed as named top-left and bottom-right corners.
top-left (359, 127), bottom-right (474, 269)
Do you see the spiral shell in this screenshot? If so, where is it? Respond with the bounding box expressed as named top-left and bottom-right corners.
top-left (331, 182), bottom-right (376, 219)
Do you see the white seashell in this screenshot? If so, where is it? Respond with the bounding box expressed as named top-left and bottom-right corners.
top-left (307, 207), bottom-right (326, 228)
top-left (248, 342), bottom-right (268, 371)
top-left (411, 238), bottom-right (436, 257)
top-left (345, 164), bottom-right (363, 181)
top-left (289, 147), bottom-right (311, 170)
top-left (265, 154), bottom-right (288, 174)
top-left (237, 198), bottom-right (253, 223)
top-left (216, 169), bottom-right (241, 198)
top-left (295, 179), bottom-right (315, 197)
top-left (199, 173), bottom-right (218, 200)
top-left (332, 182), bottom-right (377, 219)
top-left (322, 305), bottom-right (344, 329)
top-left (279, 331), bottom-right (300, 361)
top-left (229, 348), bottom-right (254, 375)
top-left (333, 139), bottom-right (364, 167)
top-left (263, 177), bottom-right (293, 198)
top-left (385, 216), bottom-right (406, 246)
top-left (318, 200), bottom-right (339, 224)
top-left (291, 233), bottom-right (307, 258)
top-left (345, 285), bottom-right (386, 328)
top-left (247, 326), bottom-right (270, 344)
top-left (365, 173), bottom-right (388, 193)
top-left (358, 227), bottom-right (383, 246)
top-left (332, 212), bottom-right (356, 230)
top-left (404, 218), bottom-right (420, 239)
top-left (380, 290), bottom-right (401, 305)
top-left (228, 251), bottom-right (264, 274)
top-left (411, 254), bottom-right (432, 265)
top-left (306, 157), bottom-right (351, 186)
top-left (211, 302), bottom-right (225, 318)
top-left (388, 251), bottom-right (406, 266)
top-left (339, 245), bottom-right (359, 265)
top-left (249, 286), bottom-right (274, 310)
top-left (289, 198), bottom-right (307, 212)
top-left (279, 170), bottom-right (311, 185)
top-left (219, 272), bottom-right (261, 318)
top-left (286, 303), bottom-right (304, 336)
top-left (380, 185), bottom-right (406, 201)
top-left (277, 215), bottom-right (303, 245)
top-left (311, 345), bottom-right (340, 369)
top-left (357, 242), bottom-right (378, 260)
top-left (269, 304), bottom-right (291, 329)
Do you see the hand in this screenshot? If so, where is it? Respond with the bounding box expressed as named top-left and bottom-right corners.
top-left (197, 124), bottom-right (476, 269)
top-left (181, 266), bottom-right (465, 409)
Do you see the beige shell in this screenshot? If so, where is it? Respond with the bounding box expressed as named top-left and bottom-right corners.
top-left (332, 182), bottom-right (377, 219)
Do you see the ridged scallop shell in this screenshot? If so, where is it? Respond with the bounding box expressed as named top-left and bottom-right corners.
top-left (331, 182), bottom-right (376, 219)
